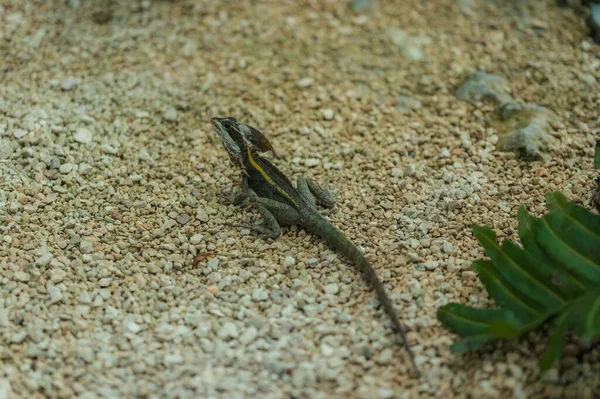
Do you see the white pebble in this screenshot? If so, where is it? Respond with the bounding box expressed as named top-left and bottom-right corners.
top-left (47, 286), bottom-right (63, 304)
top-left (78, 292), bottom-right (92, 304)
top-left (443, 241), bottom-right (453, 253)
top-left (240, 326), bottom-right (258, 345)
top-left (305, 158), bottom-right (320, 167)
top-left (35, 253), bottom-right (52, 267)
top-left (217, 321), bottom-right (239, 340)
top-left (79, 163), bottom-right (93, 174)
top-left (297, 77), bottom-right (314, 88)
top-left (324, 283), bottom-right (339, 295)
top-left (61, 76), bottom-right (78, 91)
top-left (391, 167), bottom-right (404, 177)
top-left (80, 240), bottom-right (94, 254)
top-left (283, 256), bottom-right (295, 267)
top-left (59, 163), bottom-right (74, 174)
top-left (124, 320), bottom-right (142, 334)
top-left (13, 271), bottom-right (30, 282)
top-left (321, 109), bottom-right (334, 120)
top-left (99, 278), bottom-right (112, 287)
top-left (13, 129), bottom-right (29, 138)
top-left (163, 107), bottom-right (178, 122)
top-left (73, 127), bottom-right (93, 144)
top-left (252, 287), bottom-right (268, 301)
top-left (190, 234), bottom-right (204, 245)
top-left (424, 260), bottom-right (439, 270)
top-left (50, 269), bottom-right (66, 283)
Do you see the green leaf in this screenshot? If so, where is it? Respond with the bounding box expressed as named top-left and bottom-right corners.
top-left (595, 140), bottom-right (600, 170)
top-left (438, 192), bottom-right (600, 372)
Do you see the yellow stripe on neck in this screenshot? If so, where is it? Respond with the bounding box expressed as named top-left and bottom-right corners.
top-left (246, 147), bottom-right (297, 206)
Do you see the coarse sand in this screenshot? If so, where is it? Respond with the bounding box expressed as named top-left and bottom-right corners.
top-left (1, 0), bottom-right (599, 398)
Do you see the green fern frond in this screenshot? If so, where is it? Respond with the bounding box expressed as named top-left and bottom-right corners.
top-left (437, 192), bottom-right (600, 371)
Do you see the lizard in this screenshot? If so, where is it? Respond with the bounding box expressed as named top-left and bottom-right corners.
top-left (211, 116), bottom-right (420, 377)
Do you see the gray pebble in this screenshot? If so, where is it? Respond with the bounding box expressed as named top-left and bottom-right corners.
top-left (51, 156), bottom-right (61, 169)
top-left (348, 0), bottom-right (374, 11)
top-left (177, 213), bottom-right (191, 225)
top-left (454, 71), bottom-right (512, 105)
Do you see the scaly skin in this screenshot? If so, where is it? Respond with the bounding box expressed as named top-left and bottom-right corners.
top-left (211, 116), bottom-right (420, 377)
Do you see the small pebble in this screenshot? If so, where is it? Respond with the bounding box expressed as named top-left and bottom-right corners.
top-left (391, 168), bottom-right (404, 177)
top-left (50, 269), bottom-right (66, 283)
top-left (73, 127), bottom-right (93, 144)
top-left (297, 77), bottom-right (314, 88)
top-left (80, 240), bottom-right (94, 254)
top-left (324, 283), bottom-right (340, 295)
top-left (283, 256), bottom-right (295, 267)
top-left (240, 326), bottom-right (258, 345)
top-left (61, 77), bottom-right (78, 91)
top-left (217, 322), bottom-right (239, 340)
top-left (79, 163), bottom-right (93, 174)
top-left (59, 163), bottom-right (74, 174)
top-left (177, 213), bottom-right (191, 225)
top-left (321, 109), bottom-right (334, 120)
top-left (14, 271), bottom-right (30, 282)
top-left (13, 129), bottom-right (29, 138)
top-left (305, 158), bottom-right (320, 167)
top-left (78, 292), bottom-right (92, 304)
top-left (47, 286), bottom-right (63, 304)
top-left (35, 253), bottom-right (52, 267)
top-left (190, 234), bottom-right (203, 245)
top-left (163, 107), bottom-right (178, 122)
top-left (252, 287), bottom-right (268, 301)
top-left (99, 278), bottom-right (112, 287)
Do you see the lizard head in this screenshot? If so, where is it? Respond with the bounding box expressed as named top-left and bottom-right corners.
top-left (211, 117), bottom-right (276, 162)
top-left (211, 117), bottom-right (246, 164)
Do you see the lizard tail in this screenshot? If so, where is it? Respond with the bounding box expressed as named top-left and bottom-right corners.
top-left (304, 216), bottom-right (421, 378)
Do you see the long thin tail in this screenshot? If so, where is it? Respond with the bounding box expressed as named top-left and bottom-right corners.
top-left (306, 215), bottom-right (420, 377)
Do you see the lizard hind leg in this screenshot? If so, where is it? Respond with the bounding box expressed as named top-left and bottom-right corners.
top-left (297, 175), bottom-right (337, 209)
top-left (235, 197), bottom-right (301, 239)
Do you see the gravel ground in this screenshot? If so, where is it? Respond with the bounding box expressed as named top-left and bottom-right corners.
top-left (1, 0), bottom-right (599, 398)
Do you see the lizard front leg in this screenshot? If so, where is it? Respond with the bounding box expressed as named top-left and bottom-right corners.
top-left (221, 175), bottom-right (250, 206)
